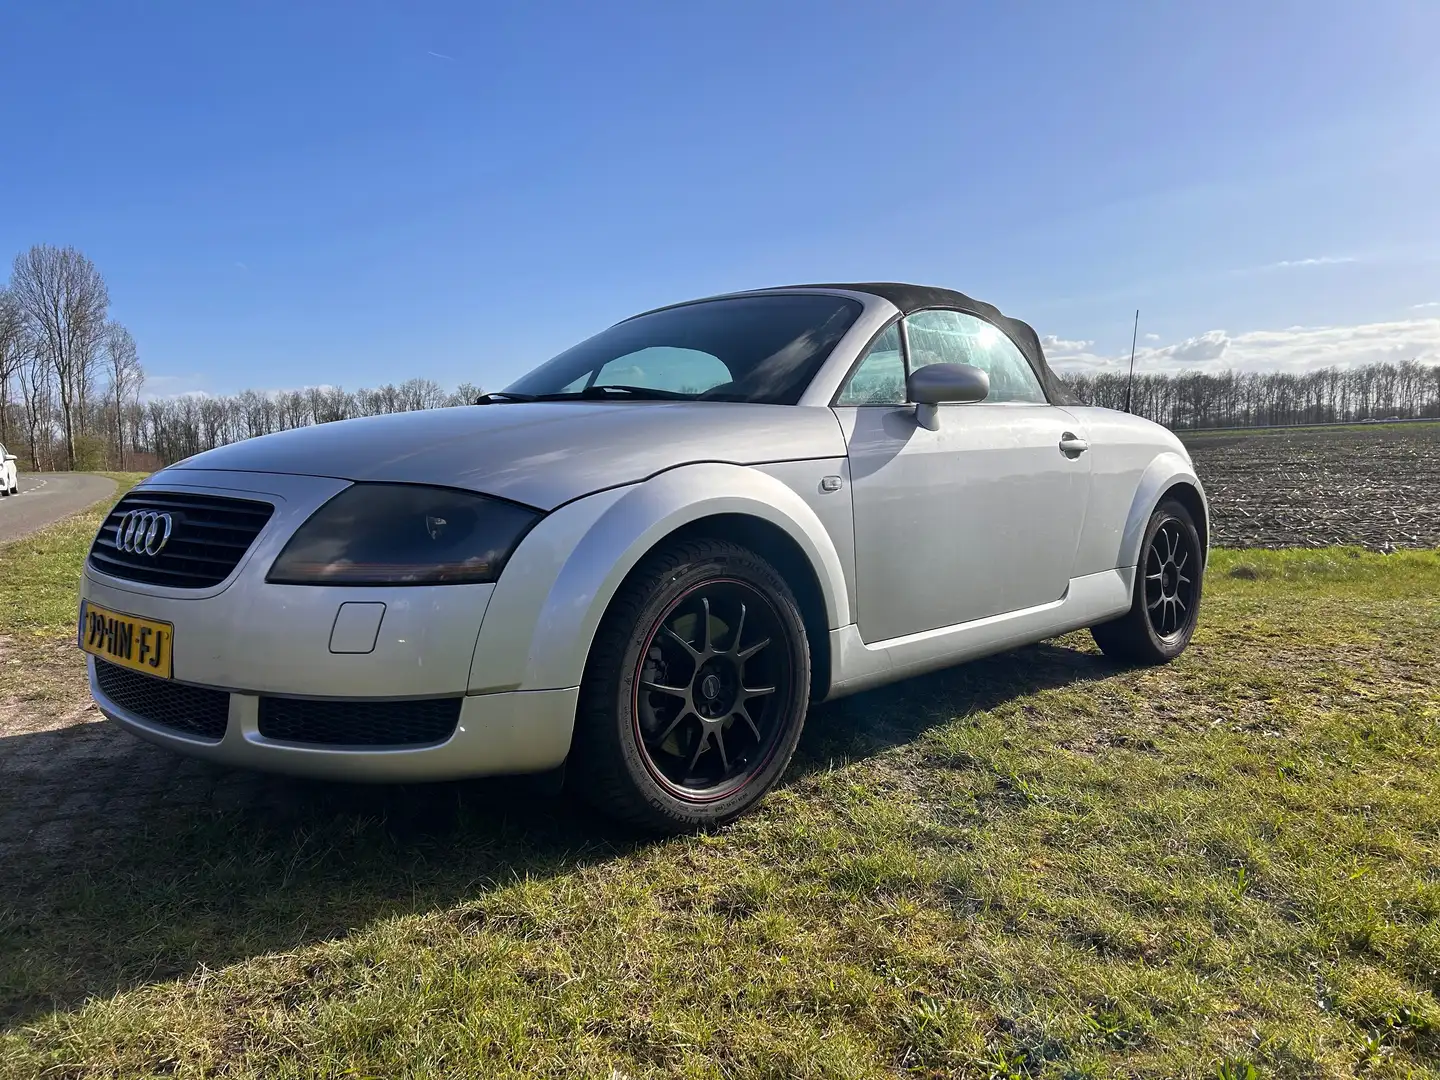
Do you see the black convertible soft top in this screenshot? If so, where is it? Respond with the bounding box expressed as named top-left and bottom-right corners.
top-left (777, 281), bottom-right (1078, 406)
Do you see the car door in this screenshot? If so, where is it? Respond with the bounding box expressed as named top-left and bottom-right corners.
top-left (832, 309), bottom-right (1091, 644)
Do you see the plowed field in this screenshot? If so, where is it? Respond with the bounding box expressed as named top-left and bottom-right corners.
top-left (1181, 421), bottom-right (1440, 551)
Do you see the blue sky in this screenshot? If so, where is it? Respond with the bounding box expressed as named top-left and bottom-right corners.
top-left (2, 0), bottom-right (1438, 396)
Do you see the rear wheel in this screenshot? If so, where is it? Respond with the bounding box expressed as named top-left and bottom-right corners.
top-left (1091, 498), bottom-right (1203, 664)
top-left (572, 538), bottom-right (811, 834)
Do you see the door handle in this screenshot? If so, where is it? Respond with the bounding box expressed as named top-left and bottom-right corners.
top-left (1059, 433), bottom-right (1089, 456)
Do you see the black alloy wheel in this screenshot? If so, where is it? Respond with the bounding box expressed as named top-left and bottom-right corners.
top-left (633, 579), bottom-right (793, 800)
top-left (1143, 517), bottom-right (1199, 642)
top-left (1091, 498), bottom-right (1204, 664)
top-left (572, 538), bottom-right (811, 833)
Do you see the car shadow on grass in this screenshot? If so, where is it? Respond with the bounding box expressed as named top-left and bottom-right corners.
top-left (0, 639), bottom-right (1116, 1028)
top-left (794, 638), bottom-right (1116, 776)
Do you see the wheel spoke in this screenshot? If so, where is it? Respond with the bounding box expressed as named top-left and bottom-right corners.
top-left (699, 597), bottom-right (713, 653)
top-left (735, 706), bottom-right (762, 741)
top-left (1145, 572), bottom-right (1164, 582)
top-left (713, 726), bottom-right (729, 771)
top-left (653, 709), bottom-right (691, 745)
top-left (742, 685), bottom-right (776, 699)
top-left (662, 625), bottom-right (701, 658)
top-left (1176, 572), bottom-right (1190, 587)
top-left (641, 679), bottom-right (688, 699)
top-left (738, 637), bottom-right (771, 662)
top-left (1147, 594), bottom-right (1164, 611)
top-left (687, 729), bottom-right (710, 772)
top-left (1175, 549), bottom-right (1189, 570)
top-left (731, 603), bottom-right (748, 654)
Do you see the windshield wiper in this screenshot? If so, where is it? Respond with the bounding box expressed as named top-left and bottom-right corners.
top-left (475, 385), bottom-right (695, 405)
top-left (567, 384), bottom-right (692, 400)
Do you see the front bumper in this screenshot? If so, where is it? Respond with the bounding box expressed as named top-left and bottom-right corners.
top-left (88, 656), bottom-right (577, 781)
top-left (80, 469), bottom-right (577, 780)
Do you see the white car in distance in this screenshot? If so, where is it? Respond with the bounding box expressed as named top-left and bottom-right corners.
top-left (0, 443), bottom-right (18, 497)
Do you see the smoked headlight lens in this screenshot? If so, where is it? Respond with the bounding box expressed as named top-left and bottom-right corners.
top-left (267, 484), bottom-right (540, 586)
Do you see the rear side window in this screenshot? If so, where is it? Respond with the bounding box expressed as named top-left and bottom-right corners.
top-left (904, 310), bottom-right (1046, 404)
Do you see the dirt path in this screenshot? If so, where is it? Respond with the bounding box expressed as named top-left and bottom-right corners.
top-left (0, 473), bottom-right (117, 545)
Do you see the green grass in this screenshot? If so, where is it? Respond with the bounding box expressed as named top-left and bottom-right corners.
top-left (0, 473), bottom-right (145, 640)
top-left (1, 506), bottom-right (1438, 1077)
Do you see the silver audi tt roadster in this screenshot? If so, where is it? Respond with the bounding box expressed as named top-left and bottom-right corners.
top-left (79, 283), bottom-right (1207, 832)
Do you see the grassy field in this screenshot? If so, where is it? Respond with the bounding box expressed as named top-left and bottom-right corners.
top-left (1, 490), bottom-right (1439, 1078)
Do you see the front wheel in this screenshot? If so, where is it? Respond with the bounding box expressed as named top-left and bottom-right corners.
top-left (1091, 498), bottom-right (1204, 664)
top-left (572, 538), bottom-right (811, 834)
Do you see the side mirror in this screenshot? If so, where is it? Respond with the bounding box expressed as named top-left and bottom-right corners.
top-left (2, 454), bottom-right (15, 463)
top-left (907, 363), bottom-right (989, 430)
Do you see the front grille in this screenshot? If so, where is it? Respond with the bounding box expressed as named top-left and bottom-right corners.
top-left (88, 490), bottom-right (275, 589)
top-left (257, 696), bottom-right (462, 747)
top-left (94, 660), bottom-right (230, 741)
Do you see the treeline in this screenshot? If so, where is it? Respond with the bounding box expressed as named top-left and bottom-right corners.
top-left (80, 359), bottom-right (1440, 470)
top-left (0, 244), bottom-right (490, 470)
top-left (11, 359), bottom-right (1440, 473)
top-left (1064, 361), bottom-right (1440, 429)
top-left (4, 243), bottom-right (1437, 471)
top-left (135, 379), bottom-right (484, 467)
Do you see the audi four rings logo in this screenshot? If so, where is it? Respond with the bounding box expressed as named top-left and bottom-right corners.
top-left (116, 510), bottom-right (174, 556)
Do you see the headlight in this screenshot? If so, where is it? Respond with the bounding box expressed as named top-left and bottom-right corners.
top-left (267, 484), bottom-right (540, 586)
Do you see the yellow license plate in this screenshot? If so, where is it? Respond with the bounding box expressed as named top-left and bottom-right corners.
top-left (80, 601), bottom-right (174, 679)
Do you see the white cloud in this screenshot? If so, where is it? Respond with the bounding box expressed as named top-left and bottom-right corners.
top-left (1412, 301), bottom-right (1440, 310)
top-left (139, 374), bottom-right (210, 402)
top-left (1041, 334), bottom-right (1093, 352)
top-left (1045, 317), bottom-right (1440, 375)
top-left (1144, 332), bottom-right (1160, 341)
top-left (1238, 255), bottom-right (1358, 273)
top-left (1159, 329), bottom-right (1230, 365)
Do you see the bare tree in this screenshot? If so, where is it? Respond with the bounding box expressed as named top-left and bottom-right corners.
top-left (103, 321), bottom-right (143, 468)
top-left (9, 245), bottom-right (110, 469)
top-left (17, 334), bottom-right (53, 469)
top-left (0, 288), bottom-right (24, 451)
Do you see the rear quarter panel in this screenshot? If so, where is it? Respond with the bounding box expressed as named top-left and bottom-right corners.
top-left (1065, 406), bottom-right (1205, 575)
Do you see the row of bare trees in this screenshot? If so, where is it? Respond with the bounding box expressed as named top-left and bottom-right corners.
top-left (5, 244), bottom-right (1437, 471)
top-left (0, 245), bottom-right (144, 470)
top-left (1063, 362), bottom-right (1440, 429)
top-left (67, 359), bottom-right (1440, 472)
top-left (0, 245), bottom-right (486, 471)
top-left (134, 379), bottom-right (484, 467)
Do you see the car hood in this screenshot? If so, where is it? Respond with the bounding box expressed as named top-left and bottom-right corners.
top-left (167, 402), bottom-right (847, 510)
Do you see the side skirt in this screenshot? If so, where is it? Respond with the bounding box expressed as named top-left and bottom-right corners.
top-left (822, 568), bottom-right (1133, 701)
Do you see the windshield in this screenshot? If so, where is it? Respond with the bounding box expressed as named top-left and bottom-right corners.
top-left (503, 293), bottom-right (862, 404)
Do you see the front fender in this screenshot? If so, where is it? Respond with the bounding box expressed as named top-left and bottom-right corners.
top-left (1119, 451), bottom-right (1209, 570)
top-left (467, 462), bottom-right (851, 694)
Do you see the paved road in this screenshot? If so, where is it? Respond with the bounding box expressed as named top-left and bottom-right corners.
top-left (0, 473), bottom-right (118, 544)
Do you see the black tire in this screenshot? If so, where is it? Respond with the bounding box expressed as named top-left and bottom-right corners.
top-left (1091, 498), bottom-right (1204, 665)
top-left (571, 537), bottom-right (811, 834)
